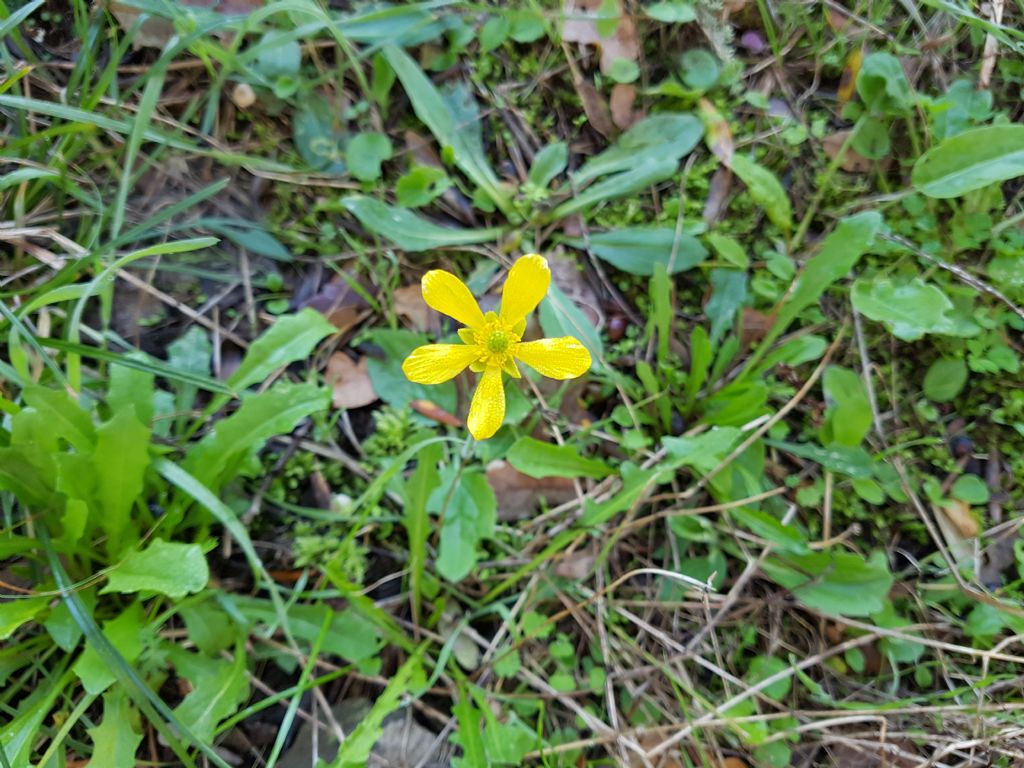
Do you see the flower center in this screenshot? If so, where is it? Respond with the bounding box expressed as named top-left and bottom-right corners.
top-left (486, 330), bottom-right (510, 354)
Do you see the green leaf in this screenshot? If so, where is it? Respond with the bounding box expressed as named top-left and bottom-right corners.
top-left (185, 382), bottom-right (329, 492)
top-left (747, 655), bottom-right (791, 701)
top-left (433, 470), bottom-right (497, 582)
top-left (580, 463), bottom-right (658, 526)
top-left (763, 549), bottom-right (893, 617)
top-left (347, 131), bottom-right (393, 182)
top-left (74, 603), bottom-right (147, 696)
top-left (228, 309), bottom-right (335, 391)
top-left (645, 0), bottom-right (696, 22)
top-left (107, 359), bottom-right (156, 426)
top-left (566, 227), bottom-right (707, 276)
top-left (342, 195), bottom-right (503, 251)
top-left (820, 366), bottom-right (872, 447)
top-left (383, 46), bottom-right (511, 214)
top-left (507, 437), bottom-right (612, 479)
top-left (923, 357), bottom-right (968, 402)
top-left (0, 669), bottom-right (72, 768)
top-left (706, 268), bottom-right (747, 346)
top-left (395, 165), bottom-right (452, 208)
top-left (679, 48), bottom-right (720, 91)
top-left (527, 141), bottom-right (568, 189)
top-left (330, 652), bottom-right (423, 767)
top-left (452, 686), bottom-right (487, 768)
top-left (293, 94), bottom-right (346, 173)
top-left (663, 427), bottom-right (741, 474)
top-left (851, 277), bottom-right (957, 341)
top-left (856, 52), bottom-right (914, 116)
top-left (198, 218), bottom-right (291, 261)
top-left (952, 474), bottom-right (989, 505)
top-left (102, 539), bottom-right (209, 599)
top-left (22, 385), bottom-right (95, 452)
top-left (764, 440), bottom-right (873, 477)
top-left (170, 649), bottom-right (249, 743)
top-left (94, 407), bottom-right (151, 554)
top-left (539, 283), bottom-right (604, 370)
top-left (0, 596), bottom-right (47, 640)
top-left (753, 211), bottom-right (881, 364)
top-left (480, 16), bottom-right (511, 52)
top-left (403, 443), bottom-right (442, 620)
top-left (552, 157), bottom-right (682, 219)
top-left (730, 154), bottom-right (793, 232)
top-left (573, 114), bottom-right (701, 184)
top-left (705, 232), bottom-right (749, 268)
top-left (912, 124), bottom-right (1024, 198)
top-left (181, 599), bottom-right (238, 656)
top-left (86, 692), bottom-right (142, 768)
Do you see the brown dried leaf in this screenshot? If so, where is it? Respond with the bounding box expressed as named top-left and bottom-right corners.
top-left (486, 460), bottom-right (577, 521)
top-left (609, 83), bottom-right (638, 130)
top-left (563, 0), bottom-right (639, 75)
top-left (326, 353), bottom-right (378, 410)
top-left (822, 131), bottom-right (875, 174)
top-left (937, 499), bottom-right (980, 538)
top-left (393, 284), bottom-right (432, 332)
top-left (297, 276), bottom-right (370, 334)
top-left (703, 166), bottom-right (733, 225)
top-left (554, 550), bottom-right (595, 580)
top-left (740, 307), bottom-right (773, 347)
top-left (575, 79), bottom-right (616, 139)
top-left (411, 399), bottom-right (462, 428)
top-left (837, 48), bottom-right (864, 106)
top-left (699, 97), bottom-right (734, 165)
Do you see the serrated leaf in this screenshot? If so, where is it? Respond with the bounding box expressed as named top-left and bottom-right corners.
top-left (507, 437), bottom-right (611, 479)
top-left (86, 692), bottom-right (142, 768)
top-left (22, 385), bottom-right (95, 452)
top-left (102, 539), bottom-right (209, 599)
top-left (94, 407), bottom-right (151, 554)
top-left (170, 649), bottom-right (249, 743)
top-left (74, 603), bottom-right (147, 696)
top-left (0, 596), bottom-right (47, 640)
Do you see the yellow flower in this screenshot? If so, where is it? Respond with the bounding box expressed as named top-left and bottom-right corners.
top-left (402, 254), bottom-right (592, 440)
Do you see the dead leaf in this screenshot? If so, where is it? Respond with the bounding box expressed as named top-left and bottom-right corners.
top-left (719, 759), bottom-right (748, 768)
top-left (394, 284), bottom-right (432, 332)
top-left (486, 461), bottom-right (577, 521)
top-left (554, 549), bottom-right (595, 580)
top-left (822, 131), bottom-right (875, 174)
top-left (937, 499), bottom-right (979, 538)
top-left (703, 166), bottom-right (733, 225)
top-left (740, 307), bottom-right (773, 347)
top-left (575, 79), bottom-right (616, 139)
top-left (837, 47), bottom-right (864, 106)
top-left (326, 353), bottom-right (378, 409)
top-left (411, 399), bottom-right (462, 428)
top-left (563, 0), bottom-right (639, 75)
top-left (609, 83), bottom-right (638, 130)
top-left (297, 276), bottom-right (370, 334)
top-left (699, 98), bottom-right (734, 165)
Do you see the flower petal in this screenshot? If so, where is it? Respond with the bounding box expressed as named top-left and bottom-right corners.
top-left (514, 337), bottom-right (592, 379)
top-left (499, 254), bottom-right (550, 326)
top-left (422, 270), bottom-right (485, 329)
top-left (402, 344), bottom-right (480, 384)
top-left (467, 366), bottom-right (505, 440)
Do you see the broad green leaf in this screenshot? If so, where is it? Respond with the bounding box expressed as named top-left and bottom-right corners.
top-left (342, 195), bottom-right (503, 251)
top-left (762, 549), bottom-right (893, 617)
top-left (851, 277), bottom-right (956, 341)
top-left (572, 114), bottom-right (702, 184)
top-left (580, 463), bottom-right (659, 526)
top-left (0, 669), bottom-right (72, 768)
top-left (747, 656), bottom-right (792, 701)
top-left (181, 599), bottom-right (238, 656)
top-left (923, 357), bottom-right (968, 402)
top-left (198, 218), bottom-right (291, 261)
top-left (684, 325), bottom-right (712, 407)
top-left (552, 157), bottom-right (680, 219)
top-left (912, 124), bottom-right (1024, 198)
top-left (507, 437), bottom-right (611, 479)
top-left (705, 232), bottom-right (749, 268)
top-left (730, 154), bottom-right (793, 232)
top-left (0, 446), bottom-right (59, 511)
top-left (102, 539), bottom-right (209, 599)
top-left (566, 227), bottom-right (707, 276)
top-left (330, 652), bottom-right (423, 767)
top-left (170, 648), bottom-right (249, 744)
top-left (395, 165), bottom-right (452, 207)
top-left (22, 385), bottom-right (95, 452)
top-left (451, 686), bottom-right (487, 768)
top-left (228, 309), bottom-right (335, 391)
top-left (764, 439), bottom-right (873, 477)
top-left (820, 366), bottom-right (872, 447)
top-left (185, 382), bottom-right (329, 492)
top-left (871, 600), bottom-right (925, 663)
top-left (383, 46), bottom-right (511, 214)
top-left (752, 211), bottom-right (881, 365)
top-left (74, 603), bottom-right (147, 695)
top-left (856, 52), bottom-right (914, 116)
top-left (0, 596), bottom-right (47, 640)
top-left (539, 283), bottom-right (604, 371)
top-left (527, 141), bottom-right (568, 189)
top-left (706, 268), bottom-right (747, 346)
top-left (293, 94), bottom-right (346, 173)
top-left (646, 0), bottom-right (696, 22)
top-left (107, 357), bottom-right (156, 426)
top-left (168, 325), bottom-right (212, 418)
top-left (94, 407), bottom-right (151, 554)
top-left (663, 427), bottom-right (742, 474)
top-left (952, 474), bottom-right (989, 505)
top-left (731, 507), bottom-right (808, 553)
top-left (432, 469), bottom-right (497, 582)
top-left (86, 692), bottom-right (142, 768)
top-left (347, 131), bottom-right (393, 182)
top-left (403, 442), bottom-right (442, 622)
